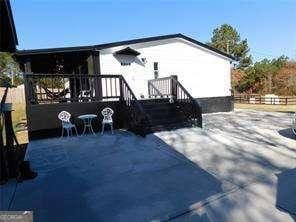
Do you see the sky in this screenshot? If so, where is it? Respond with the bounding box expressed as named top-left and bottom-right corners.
top-left (10, 0), bottom-right (296, 62)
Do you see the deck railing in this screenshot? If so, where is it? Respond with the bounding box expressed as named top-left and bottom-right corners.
top-left (148, 76), bottom-right (202, 127)
top-left (148, 76), bottom-right (173, 98)
top-left (24, 73), bottom-right (123, 104)
top-left (23, 73), bottom-right (151, 135)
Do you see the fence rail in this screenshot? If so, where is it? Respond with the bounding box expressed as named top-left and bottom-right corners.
top-left (234, 94), bottom-right (296, 105)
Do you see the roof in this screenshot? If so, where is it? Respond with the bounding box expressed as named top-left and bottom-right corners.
top-left (16, 34), bottom-right (236, 60)
top-left (0, 0), bottom-right (18, 52)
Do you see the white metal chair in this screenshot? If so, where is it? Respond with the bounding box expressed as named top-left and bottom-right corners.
top-left (101, 107), bottom-right (114, 134)
top-left (58, 111), bottom-right (78, 137)
top-left (292, 112), bottom-right (296, 136)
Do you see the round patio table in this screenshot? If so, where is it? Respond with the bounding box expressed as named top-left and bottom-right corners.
top-left (78, 114), bottom-right (97, 135)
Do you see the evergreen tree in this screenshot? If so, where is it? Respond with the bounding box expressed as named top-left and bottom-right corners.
top-left (208, 24), bottom-right (252, 68)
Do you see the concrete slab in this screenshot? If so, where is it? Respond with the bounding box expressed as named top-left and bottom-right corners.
top-left (10, 131), bottom-right (228, 222)
top-left (154, 110), bottom-right (296, 221)
top-left (275, 168), bottom-right (296, 217)
top-left (172, 184), bottom-right (294, 222)
top-left (3, 109), bottom-right (296, 221)
top-left (156, 110), bottom-right (296, 188)
top-left (0, 180), bottom-right (17, 210)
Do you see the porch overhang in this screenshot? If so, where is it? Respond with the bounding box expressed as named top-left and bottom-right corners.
top-left (0, 0), bottom-right (18, 52)
top-left (113, 47), bottom-right (140, 56)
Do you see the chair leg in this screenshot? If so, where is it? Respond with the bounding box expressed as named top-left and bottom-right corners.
top-left (101, 123), bottom-right (104, 135)
top-left (74, 126), bottom-right (79, 136)
top-left (61, 128), bottom-right (64, 138)
top-left (67, 129), bottom-right (70, 137)
top-left (111, 123), bottom-right (114, 134)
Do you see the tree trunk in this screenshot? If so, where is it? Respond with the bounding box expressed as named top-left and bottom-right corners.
top-left (268, 73), bottom-right (272, 94)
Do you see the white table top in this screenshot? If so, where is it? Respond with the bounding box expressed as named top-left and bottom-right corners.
top-left (78, 114), bottom-right (97, 119)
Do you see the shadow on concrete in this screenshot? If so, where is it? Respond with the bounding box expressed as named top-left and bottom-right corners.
top-left (276, 168), bottom-right (296, 221)
top-left (11, 169), bottom-right (99, 221)
top-left (9, 132), bottom-right (224, 222)
top-left (155, 110), bottom-right (296, 221)
top-left (278, 128), bottom-right (296, 140)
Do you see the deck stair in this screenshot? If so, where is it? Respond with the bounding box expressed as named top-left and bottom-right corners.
top-left (23, 73), bottom-right (201, 138)
top-left (145, 76), bottom-right (202, 132)
top-left (140, 99), bottom-right (192, 132)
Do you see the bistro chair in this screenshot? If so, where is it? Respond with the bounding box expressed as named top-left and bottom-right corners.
top-left (58, 111), bottom-right (78, 137)
top-left (101, 107), bottom-right (114, 134)
top-left (292, 112), bottom-right (296, 137)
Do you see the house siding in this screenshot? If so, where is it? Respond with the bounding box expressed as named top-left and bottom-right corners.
top-left (99, 38), bottom-right (232, 100)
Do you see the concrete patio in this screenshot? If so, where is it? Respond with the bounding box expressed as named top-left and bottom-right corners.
top-left (1, 109), bottom-right (296, 221)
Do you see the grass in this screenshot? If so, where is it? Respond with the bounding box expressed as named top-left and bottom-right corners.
top-left (235, 103), bottom-right (296, 113)
top-left (11, 103), bottom-right (28, 144)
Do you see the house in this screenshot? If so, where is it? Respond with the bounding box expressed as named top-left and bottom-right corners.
top-left (0, 0), bottom-right (18, 52)
top-left (99, 34), bottom-right (235, 113)
top-left (17, 34), bottom-right (235, 109)
top-left (15, 34), bottom-right (236, 139)
top-left (3, 0), bottom-right (235, 139)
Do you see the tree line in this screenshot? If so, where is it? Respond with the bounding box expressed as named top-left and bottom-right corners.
top-left (208, 24), bottom-right (296, 96)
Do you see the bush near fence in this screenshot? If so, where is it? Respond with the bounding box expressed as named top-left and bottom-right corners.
top-left (234, 94), bottom-right (296, 105)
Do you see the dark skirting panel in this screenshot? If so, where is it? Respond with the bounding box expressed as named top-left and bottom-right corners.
top-left (27, 101), bottom-right (125, 140)
top-left (196, 96), bottom-right (234, 114)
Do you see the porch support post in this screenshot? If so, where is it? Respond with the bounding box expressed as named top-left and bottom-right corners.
top-left (87, 51), bottom-right (102, 100)
top-left (24, 58), bottom-right (32, 73)
top-left (171, 75), bottom-right (178, 99)
top-left (24, 58), bottom-right (35, 104)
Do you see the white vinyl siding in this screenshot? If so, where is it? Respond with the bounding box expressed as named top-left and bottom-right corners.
top-left (100, 38), bottom-right (231, 99)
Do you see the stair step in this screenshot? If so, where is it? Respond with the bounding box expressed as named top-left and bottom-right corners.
top-left (149, 113), bottom-right (185, 121)
top-left (139, 98), bottom-right (170, 106)
top-left (139, 98), bottom-right (199, 132)
top-left (142, 103), bottom-right (176, 111)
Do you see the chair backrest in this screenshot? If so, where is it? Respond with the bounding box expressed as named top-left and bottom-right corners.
top-left (58, 111), bottom-right (71, 125)
top-left (101, 107), bottom-right (114, 121)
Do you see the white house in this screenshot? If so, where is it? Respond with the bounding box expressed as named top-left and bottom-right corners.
top-left (17, 34), bottom-right (236, 113)
top-left (98, 34), bottom-right (235, 112)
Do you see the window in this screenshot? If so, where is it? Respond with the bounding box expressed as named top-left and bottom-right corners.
top-left (154, 62), bottom-right (159, 79)
top-left (154, 62), bottom-right (158, 71)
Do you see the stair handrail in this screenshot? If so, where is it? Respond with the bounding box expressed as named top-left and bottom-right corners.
top-left (147, 75), bottom-right (202, 127)
top-left (148, 81), bottom-right (164, 98)
top-left (120, 76), bottom-right (151, 136)
top-left (171, 77), bottom-right (202, 127)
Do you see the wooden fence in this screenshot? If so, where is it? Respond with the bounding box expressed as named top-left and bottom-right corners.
top-left (234, 94), bottom-right (296, 105)
top-left (0, 85), bottom-right (26, 104)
